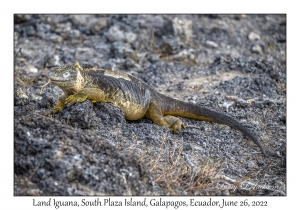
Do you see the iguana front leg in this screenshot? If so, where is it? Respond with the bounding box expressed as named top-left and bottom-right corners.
top-left (64, 88), bottom-right (107, 107)
top-left (146, 99), bottom-right (186, 133)
top-left (53, 94), bottom-right (68, 114)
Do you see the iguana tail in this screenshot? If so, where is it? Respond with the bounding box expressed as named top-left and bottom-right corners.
top-left (160, 95), bottom-right (267, 156)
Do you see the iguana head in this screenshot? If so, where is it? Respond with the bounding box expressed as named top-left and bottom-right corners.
top-left (49, 62), bottom-right (85, 94)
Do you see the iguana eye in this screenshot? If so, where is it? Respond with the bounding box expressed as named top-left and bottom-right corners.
top-left (63, 72), bottom-right (70, 78)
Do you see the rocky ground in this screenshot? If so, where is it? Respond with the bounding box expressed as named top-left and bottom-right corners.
top-left (14, 14), bottom-right (286, 196)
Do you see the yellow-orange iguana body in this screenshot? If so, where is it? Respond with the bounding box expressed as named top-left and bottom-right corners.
top-left (49, 62), bottom-right (267, 156)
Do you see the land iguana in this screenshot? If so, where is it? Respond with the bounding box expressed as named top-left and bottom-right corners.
top-left (49, 62), bottom-right (267, 156)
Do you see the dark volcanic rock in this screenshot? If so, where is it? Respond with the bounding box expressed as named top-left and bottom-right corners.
top-left (14, 116), bottom-right (153, 195)
top-left (57, 100), bottom-right (126, 130)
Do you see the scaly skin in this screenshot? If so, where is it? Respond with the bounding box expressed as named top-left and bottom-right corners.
top-left (49, 62), bottom-right (267, 156)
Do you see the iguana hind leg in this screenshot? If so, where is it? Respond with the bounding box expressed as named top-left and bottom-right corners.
top-left (146, 99), bottom-right (186, 133)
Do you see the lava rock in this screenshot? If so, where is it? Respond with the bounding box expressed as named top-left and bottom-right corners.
top-left (14, 116), bottom-right (153, 195)
top-left (111, 41), bottom-right (134, 58)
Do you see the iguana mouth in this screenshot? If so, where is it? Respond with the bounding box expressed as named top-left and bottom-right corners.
top-left (50, 79), bottom-right (61, 82)
top-left (50, 78), bottom-right (69, 83)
